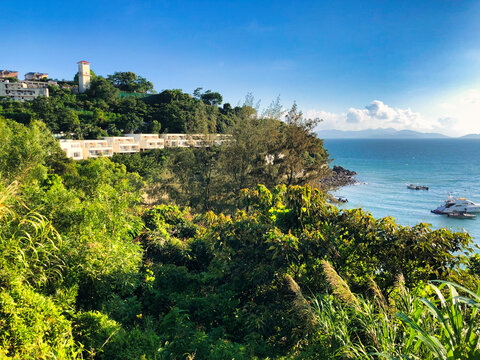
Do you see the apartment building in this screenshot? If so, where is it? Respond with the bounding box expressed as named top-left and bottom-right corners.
top-left (82, 140), bottom-right (114, 159)
top-left (124, 134), bottom-right (165, 150)
top-left (0, 79), bottom-right (52, 101)
top-left (0, 70), bottom-right (18, 79)
top-left (60, 139), bottom-right (114, 160)
top-left (159, 133), bottom-right (189, 147)
top-left (59, 140), bottom-right (84, 161)
top-left (24, 72), bottom-right (48, 80)
top-left (104, 137), bottom-right (141, 153)
top-left (60, 134), bottom-right (231, 160)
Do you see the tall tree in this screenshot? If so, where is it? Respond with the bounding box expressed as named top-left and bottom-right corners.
top-left (87, 77), bottom-right (120, 104)
top-left (278, 103), bottom-right (330, 186)
top-left (107, 72), bottom-right (154, 93)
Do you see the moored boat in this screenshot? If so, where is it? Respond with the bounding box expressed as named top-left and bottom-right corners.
top-left (432, 195), bottom-right (480, 214)
top-left (407, 184), bottom-right (429, 190)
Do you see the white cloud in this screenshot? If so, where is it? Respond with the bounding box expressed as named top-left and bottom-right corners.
top-left (306, 91), bottom-right (480, 136)
top-left (307, 100), bottom-right (433, 132)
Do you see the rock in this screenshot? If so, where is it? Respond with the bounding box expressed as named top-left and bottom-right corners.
top-left (320, 165), bottom-right (357, 188)
top-left (332, 165), bottom-right (356, 177)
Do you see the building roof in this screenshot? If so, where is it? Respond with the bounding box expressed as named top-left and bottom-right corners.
top-left (77, 60), bottom-right (90, 64)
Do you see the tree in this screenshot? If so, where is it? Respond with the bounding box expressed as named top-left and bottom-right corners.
top-left (193, 88), bottom-right (223, 105)
top-left (169, 147), bottom-right (222, 211)
top-left (107, 72), bottom-right (154, 93)
top-left (218, 112), bottom-right (274, 201)
top-left (0, 117), bottom-right (69, 185)
top-left (116, 97), bottom-right (147, 133)
top-left (87, 77), bottom-right (119, 104)
top-left (277, 103), bottom-right (330, 186)
top-left (59, 108), bottom-right (81, 134)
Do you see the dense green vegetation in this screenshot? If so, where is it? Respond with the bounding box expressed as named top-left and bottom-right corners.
top-left (0, 71), bottom-right (244, 137)
top-left (111, 102), bottom-right (329, 212)
top-left (1, 77), bottom-right (480, 358)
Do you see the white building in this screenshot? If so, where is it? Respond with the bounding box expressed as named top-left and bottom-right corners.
top-left (59, 140), bottom-right (84, 161)
top-left (0, 80), bottom-right (50, 102)
top-left (158, 133), bottom-right (190, 147)
top-left (59, 133), bottom-right (231, 160)
top-left (77, 61), bottom-right (91, 93)
top-left (60, 139), bottom-right (113, 160)
top-left (124, 134), bottom-right (165, 150)
top-left (82, 140), bottom-right (114, 159)
top-left (104, 137), bottom-right (140, 153)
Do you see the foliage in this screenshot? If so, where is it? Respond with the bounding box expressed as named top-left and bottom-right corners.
top-left (0, 74), bottom-right (236, 138)
top-left (0, 107), bottom-right (478, 358)
top-left (0, 117), bottom-right (71, 184)
top-left (107, 71), bottom-right (154, 93)
top-left (288, 262), bottom-right (480, 360)
top-left (0, 279), bottom-right (82, 359)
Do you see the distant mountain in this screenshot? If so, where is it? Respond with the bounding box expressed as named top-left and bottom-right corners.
top-left (317, 128), bottom-right (450, 139)
top-left (460, 133), bottom-right (480, 139)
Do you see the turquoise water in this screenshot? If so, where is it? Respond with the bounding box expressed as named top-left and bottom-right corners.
top-left (324, 139), bottom-right (480, 242)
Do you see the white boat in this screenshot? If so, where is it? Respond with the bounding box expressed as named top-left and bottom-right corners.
top-left (431, 195), bottom-right (480, 214)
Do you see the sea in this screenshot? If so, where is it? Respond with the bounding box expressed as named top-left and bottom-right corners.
top-left (324, 139), bottom-right (480, 244)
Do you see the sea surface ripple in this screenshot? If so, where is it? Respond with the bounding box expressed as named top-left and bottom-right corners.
top-left (324, 139), bottom-right (480, 244)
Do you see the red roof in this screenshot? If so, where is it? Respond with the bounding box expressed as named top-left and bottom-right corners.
top-left (77, 60), bottom-right (90, 64)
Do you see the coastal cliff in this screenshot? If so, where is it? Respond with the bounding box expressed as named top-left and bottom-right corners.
top-left (321, 165), bottom-right (357, 188)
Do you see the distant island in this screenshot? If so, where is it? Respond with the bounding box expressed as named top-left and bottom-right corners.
top-left (317, 128), bottom-right (480, 139)
top-left (460, 133), bottom-right (480, 139)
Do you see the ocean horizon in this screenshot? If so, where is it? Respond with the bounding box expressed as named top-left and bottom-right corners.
top-left (324, 138), bottom-right (480, 244)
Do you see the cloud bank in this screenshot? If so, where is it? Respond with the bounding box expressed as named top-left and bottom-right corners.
top-left (307, 90), bottom-right (480, 136)
top-left (306, 100), bottom-right (433, 132)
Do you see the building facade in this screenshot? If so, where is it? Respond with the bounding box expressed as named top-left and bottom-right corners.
top-left (0, 80), bottom-right (51, 102)
top-left (0, 70), bottom-right (18, 79)
top-left (60, 134), bottom-right (231, 160)
top-left (82, 140), bottom-right (114, 159)
top-left (124, 134), bottom-right (165, 150)
top-left (59, 140), bottom-right (84, 161)
top-left (104, 137), bottom-right (141, 153)
top-left (77, 61), bottom-right (91, 93)
top-left (24, 72), bottom-right (48, 80)
top-left (59, 139), bottom-right (114, 160)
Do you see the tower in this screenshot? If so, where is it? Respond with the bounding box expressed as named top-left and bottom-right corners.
top-left (77, 60), bottom-right (91, 93)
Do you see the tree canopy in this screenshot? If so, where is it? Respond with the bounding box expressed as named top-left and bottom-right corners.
top-left (107, 71), bottom-right (154, 93)
top-left (1, 73), bottom-right (479, 360)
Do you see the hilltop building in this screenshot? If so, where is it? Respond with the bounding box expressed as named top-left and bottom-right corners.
top-left (77, 61), bottom-right (91, 93)
top-left (0, 70), bottom-right (18, 79)
top-left (25, 72), bottom-right (48, 80)
top-left (0, 79), bottom-right (53, 102)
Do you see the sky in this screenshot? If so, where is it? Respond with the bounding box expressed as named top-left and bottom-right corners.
top-left (2, 0), bottom-right (480, 136)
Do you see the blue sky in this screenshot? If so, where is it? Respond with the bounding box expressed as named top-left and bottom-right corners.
top-left (2, 0), bottom-right (480, 135)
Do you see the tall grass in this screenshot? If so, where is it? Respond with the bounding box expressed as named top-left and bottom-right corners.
top-left (291, 261), bottom-right (480, 359)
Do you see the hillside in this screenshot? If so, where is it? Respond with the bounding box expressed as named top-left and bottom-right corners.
top-left (0, 116), bottom-right (478, 359)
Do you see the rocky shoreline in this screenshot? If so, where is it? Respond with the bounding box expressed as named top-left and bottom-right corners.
top-left (321, 165), bottom-right (357, 188)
